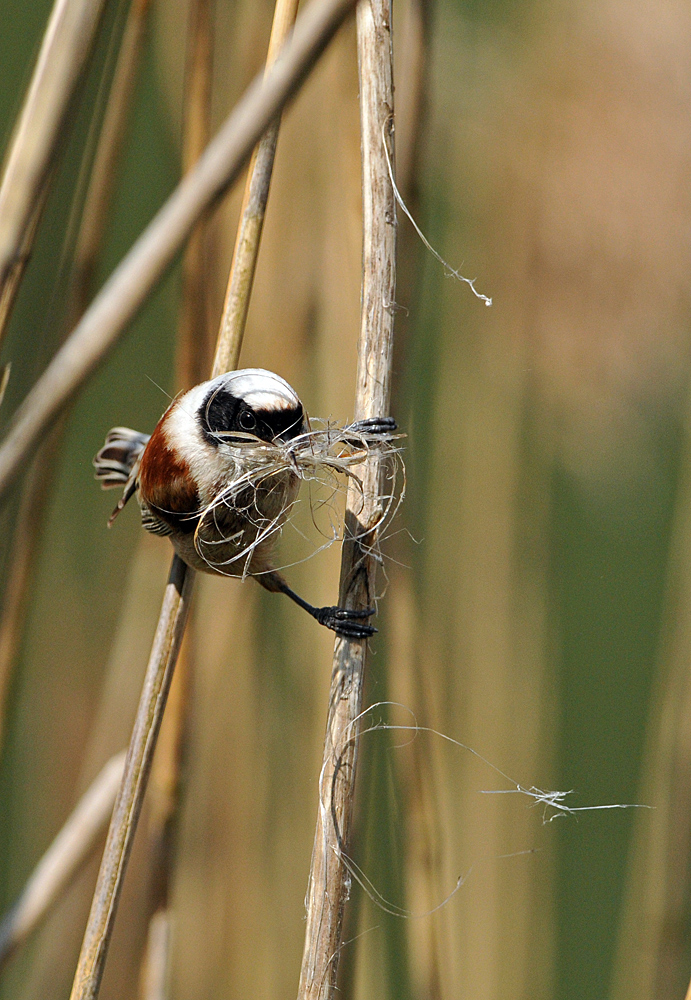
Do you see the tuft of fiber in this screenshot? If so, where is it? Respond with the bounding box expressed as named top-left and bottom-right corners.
top-left (192, 418), bottom-right (404, 577)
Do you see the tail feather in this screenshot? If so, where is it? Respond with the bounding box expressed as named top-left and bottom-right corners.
top-left (93, 427), bottom-right (149, 488)
top-left (94, 427), bottom-right (150, 526)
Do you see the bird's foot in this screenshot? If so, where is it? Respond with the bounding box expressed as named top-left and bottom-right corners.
top-left (313, 605), bottom-right (377, 639)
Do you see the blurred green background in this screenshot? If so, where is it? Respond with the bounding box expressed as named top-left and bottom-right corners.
top-left (1, 0), bottom-right (691, 998)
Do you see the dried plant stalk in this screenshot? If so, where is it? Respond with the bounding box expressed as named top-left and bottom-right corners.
top-left (213, 0), bottom-right (300, 376)
top-left (393, 0), bottom-right (429, 197)
top-left (68, 3), bottom-right (359, 999)
top-left (0, 0), bottom-right (358, 507)
top-left (0, 0), bottom-right (109, 351)
top-left (297, 2), bottom-right (396, 997)
top-left (69, 559), bottom-right (194, 1000)
top-left (0, 752), bottom-right (125, 972)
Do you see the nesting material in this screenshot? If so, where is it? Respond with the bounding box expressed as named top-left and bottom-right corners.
top-left (189, 417), bottom-right (404, 578)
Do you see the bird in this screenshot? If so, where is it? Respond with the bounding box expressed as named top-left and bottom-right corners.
top-left (93, 368), bottom-right (395, 638)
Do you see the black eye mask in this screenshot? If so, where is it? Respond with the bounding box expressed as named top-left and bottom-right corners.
top-left (254, 405), bottom-right (305, 443)
top-left (200, 388), bottom-right (304, 445)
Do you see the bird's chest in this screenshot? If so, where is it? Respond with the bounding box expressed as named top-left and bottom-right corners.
top-left (178, 466), bottom-right (300, 576)
top-left (197, 466), bottom-right (299, 541)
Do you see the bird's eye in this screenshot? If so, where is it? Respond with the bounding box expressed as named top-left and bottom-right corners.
top-left (238, 409), bottom-right (257, 431)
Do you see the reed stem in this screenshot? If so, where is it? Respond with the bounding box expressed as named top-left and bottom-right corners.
top-left (212, 0), bottom-right (300, 377)
top-left (297, 2), bottom-right (396, 996)
top-left (175, 0), bottom-right (214, 390)
top-left (138, 3), bottom-right (301, 994)
top-left (69, 559), bottom-right (194, 1000)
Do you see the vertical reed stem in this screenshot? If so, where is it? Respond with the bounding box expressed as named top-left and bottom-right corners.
top-left (140, 0), bottom-right (302, 988)
top-left (297, 2), bottom-right (396, 996)
top-left (212, 0), bottom-right (300, 377)
top-left (69, 558), bottom-right (194, 1000)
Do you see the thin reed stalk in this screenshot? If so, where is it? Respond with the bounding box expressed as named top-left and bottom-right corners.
top-left (214, 0), bottom-right (300, 376)
top-left (68, 3), bottom-right (358, 998)
top-left (69, 557), bottom-right (194, 1000)
top-left (0, 0), bottom-right (109, 352)
top-left (0, 0), bottom-right (150, 758)
top-left (297, 2), bottom-right (397, 997)
top-left (0, 462), bottom-right (44, 723)
top-left (0, 0), bottom-right (358, 507)
top-left (139, 3), bottom-right (301, 995)
top-left (0, 752), bottom-right (125, 972)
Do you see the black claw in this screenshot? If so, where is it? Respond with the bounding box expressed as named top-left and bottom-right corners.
top-left (314, 605), bottom-right (377, 638)
top-left (336, 622), bottom-right (377, 639)
top-left (332, 606), bottom-right (375, 621)
top-left (348, 416), bottom-right (397, 436)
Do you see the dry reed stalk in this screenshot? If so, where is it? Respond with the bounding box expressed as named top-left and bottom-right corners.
top-left (0, 0), bottom-right (150, 758)
top-left (394, 0), bottom-right (429, 197)
top-left (383, 3), bottom-right (439, 994)
top-left (213, 0), bottom-right (300, 376)
top-left (139, 3), bottom-right (301, 995)
top-left (297, 2), bottom-right (396, 997)
top-left (0, 199), bottom-right (47, 354)
top-left (68, 3), bottom-right (359, 998)
top-left (69, 556), bottom-right (194, 1000)
top-left (0, 0), bottom-right (359, 507)
top-left (0, 752), bottom-right (125, 972)
top-left (0, 0), bottom-right (109, 352)
top-left (138, 633), bottom-right (193, 1000)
